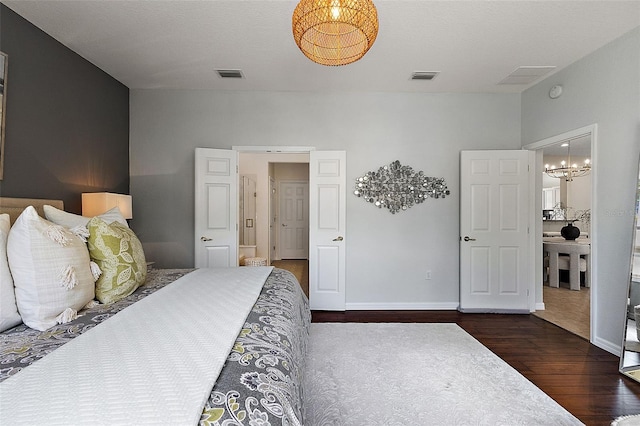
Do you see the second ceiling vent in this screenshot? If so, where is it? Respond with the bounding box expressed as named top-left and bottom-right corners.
top-left (411, 71), bottom-right (439, 81)
top-left (216, 69), bottom-right (244, 79)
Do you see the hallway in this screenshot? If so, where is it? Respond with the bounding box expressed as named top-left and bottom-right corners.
top-left (533, 283), bottom-right (590, 340)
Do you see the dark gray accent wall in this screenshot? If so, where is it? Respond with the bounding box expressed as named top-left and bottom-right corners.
top-left (0, 5), bottom-right (129, 214)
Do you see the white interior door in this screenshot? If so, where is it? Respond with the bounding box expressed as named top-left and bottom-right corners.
top-left (269, 177), bottom-right (277, 262)
top-left (460, 150), bottom-right (533, 312)
top-left (280, 181), bottom-right (309, 259)
top-left (194, 148), bottom-right (238, 268)
top-left (309, 151), bottom-right (346, 310)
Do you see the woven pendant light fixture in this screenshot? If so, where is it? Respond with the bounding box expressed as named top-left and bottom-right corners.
top-left (292, 0), bottom-right (379, 66)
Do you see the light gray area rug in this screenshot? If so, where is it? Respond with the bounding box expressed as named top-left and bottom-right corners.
top-left (304, 323), bottom-right (583, 426)
top-left (613, 414), bottom-right (640, 425)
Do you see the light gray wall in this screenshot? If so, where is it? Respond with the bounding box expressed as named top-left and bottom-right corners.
top-left (130, 91), bottom-right (521, 307)
top-left (522, 28), bottom-right (640, 351)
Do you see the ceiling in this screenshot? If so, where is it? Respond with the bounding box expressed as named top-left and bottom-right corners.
top-left (2, 1), bottom-right (639, 93)
top-left (542, 136), bottom-right (591, 158)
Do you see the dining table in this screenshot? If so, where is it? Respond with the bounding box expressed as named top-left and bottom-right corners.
top-left (543, 237), bottom-right (591, 291)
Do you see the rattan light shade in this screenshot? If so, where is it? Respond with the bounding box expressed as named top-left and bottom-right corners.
top-left (292, 0), bottom-right (378, 66)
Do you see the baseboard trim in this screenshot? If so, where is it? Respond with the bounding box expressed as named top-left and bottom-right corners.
top-left (345, 302), bottom-right (459, 311)
top-left (458, 307), bottom-right (530, 314)
top-left (535, 302), bottom-right (546, 311)
top-left (592, 336), bottom-right (621, 356)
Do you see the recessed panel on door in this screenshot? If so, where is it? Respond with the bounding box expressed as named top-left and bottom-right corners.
top-left (471, 185), bottom-right (490, 231)
top-left (295, 228), bottom-right (305, 250)
top-left (296, 199), bottom-right (304, 220)
top-left (499, 247), bottom-right (519, 294)
top-left (284, 198), bottom-right (294, 220)
top-left (206, 246), bottom-right (230, 269)
top-left (282, 229), bottom-right (306, 252)
top-left (317, 246), bottom-right (340, 291)
top-left (499, 184), bottom-right (519, 231)
top-left (283, 228), bottom-right (293, 248)
top-left (207, 158), bottom-right (230, 176)
top-left (499, 159), bottom-right (520, 175)
top-left (470, 246), bottom-right (490, 294)
top-left (471, 159), bottom-right (490, 175)
top-left (317, 159), bottom-right (341, 177)
top-left (317, 185), bottom-right (340, 230)
top-left (207, 184), bottom-right (230, 230)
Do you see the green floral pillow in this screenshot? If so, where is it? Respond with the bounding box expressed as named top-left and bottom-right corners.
top-left (87, 217), bottom-right (146, 304)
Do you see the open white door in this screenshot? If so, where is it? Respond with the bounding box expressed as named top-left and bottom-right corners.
top-left (460, 150), bottom-right (533, 312)
top-left (309, 151), bottom-right (346, 310)
top-left (194, 148), bottom-right (238, 268)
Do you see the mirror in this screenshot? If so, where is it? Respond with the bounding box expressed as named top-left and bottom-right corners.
top-left (0, 52), bottom-right (7, 180)
top-left (619, 161), bottom-right (640, 381)
top-left (239, 174), bottom-right (257, 246)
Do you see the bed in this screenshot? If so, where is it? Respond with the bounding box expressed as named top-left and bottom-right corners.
top-left (0, 198), bottom-right (310, 425)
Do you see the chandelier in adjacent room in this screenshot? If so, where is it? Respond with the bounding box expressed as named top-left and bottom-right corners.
top-left (292, 0), bottom-right (379, 66)
top-left (545, 143), bottom-right (591, 182)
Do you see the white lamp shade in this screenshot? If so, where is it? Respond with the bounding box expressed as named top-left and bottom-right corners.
top-left (82, 193), bottom-right (132, 219)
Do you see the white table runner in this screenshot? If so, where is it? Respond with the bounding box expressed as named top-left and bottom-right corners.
top-left (0, 266), bottom-right (273, 425)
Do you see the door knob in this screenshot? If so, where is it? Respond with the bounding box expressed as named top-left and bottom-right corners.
top-left (200, 236), bottom-right (212, 242)
top-left (463, 236), bottom-right (476, 242)
top-left (333, 236), bottom-right (344, 241)
top-left (282, 223), bottom-right (287, 227)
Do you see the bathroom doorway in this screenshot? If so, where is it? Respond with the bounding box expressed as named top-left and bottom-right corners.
top-left (238, 152), bottom-right (310, 296)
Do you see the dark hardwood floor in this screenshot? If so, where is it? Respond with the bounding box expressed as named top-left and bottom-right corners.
top-left (311, 310), bottom-right (640, 426)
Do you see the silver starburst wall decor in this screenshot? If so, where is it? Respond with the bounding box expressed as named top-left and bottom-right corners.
top-left (354, 160), bottom-right (450, 214)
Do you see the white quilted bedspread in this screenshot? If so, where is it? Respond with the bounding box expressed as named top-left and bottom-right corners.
top-left (0, 266), bottom-right (273, 425)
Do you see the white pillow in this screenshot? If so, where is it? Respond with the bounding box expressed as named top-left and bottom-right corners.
top-left (8, 206), bottom-right (95, 331)
top-left (0, 213), bottom-right (21, 332)
top-left (43, 204), bottom-right (128, 229)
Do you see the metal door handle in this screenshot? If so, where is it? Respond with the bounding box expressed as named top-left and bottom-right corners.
top-left (463, 236), bottom-right (476, 242)
top-left (282, 223), bottom-right (287, 227)
top-left (333, 236), bottom-right (344, 241)
top-left (200, 236), bottom-right (212, 242)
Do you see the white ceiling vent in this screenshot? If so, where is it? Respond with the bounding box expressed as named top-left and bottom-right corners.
top-left (498, 66), bottom-right (556, 85)
top-left (216, 69), bottom-right (244, 79)
top-left (411, 71), bottom-right (439, 81)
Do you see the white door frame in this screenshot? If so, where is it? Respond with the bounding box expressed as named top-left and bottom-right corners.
top-left (235, 146), bottom-right (315, 265)
top-left (233, 146), bottom-right (346, 311)
top-left (523, 124), bottom-right (597, 343)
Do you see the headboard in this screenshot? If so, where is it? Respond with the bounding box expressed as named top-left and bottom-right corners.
top-left (0, 197), bottom-right (64, 224)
